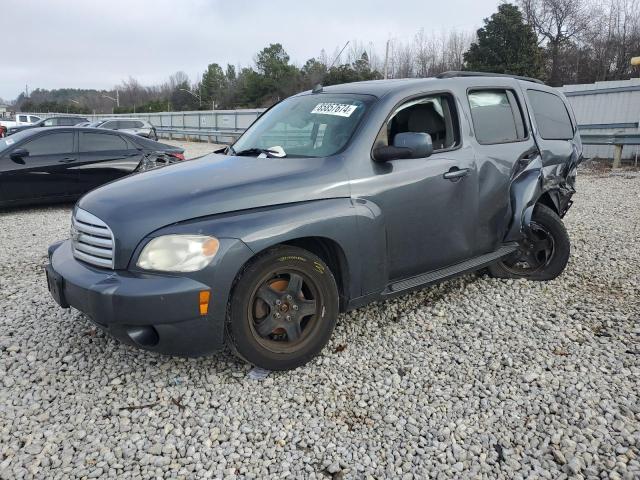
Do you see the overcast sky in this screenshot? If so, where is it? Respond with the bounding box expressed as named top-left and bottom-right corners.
top-left (1, 0), bottom-right (500, 101)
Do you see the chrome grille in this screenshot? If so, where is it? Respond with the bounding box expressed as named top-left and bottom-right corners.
top-left (71, 208), bottom-right (114, 269)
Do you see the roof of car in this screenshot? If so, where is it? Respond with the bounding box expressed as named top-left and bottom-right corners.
top-left (99, 117), bottom-right (146, 121)
top-left (312, 73), bottom-right (548, 98)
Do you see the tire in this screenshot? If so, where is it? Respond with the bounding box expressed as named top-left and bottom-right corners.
top-left (489, 204), bottom-right (570, 281)
top-left (226, 245), bottom-right (339, 370)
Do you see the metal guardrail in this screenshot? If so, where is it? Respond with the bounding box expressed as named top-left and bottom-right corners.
top-left (581, 133), bottom-right (640, 167)
top-left (154, 127), bottom-right (246, 143)
top-left (22, 109), bottom-right (266, 144)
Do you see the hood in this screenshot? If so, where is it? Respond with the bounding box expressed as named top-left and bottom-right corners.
top-left (78, 153), bottom-right (350, 266)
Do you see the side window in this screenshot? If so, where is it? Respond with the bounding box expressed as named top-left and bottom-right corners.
top-left (43, 118), bottom-right (57, 127)
top-left (133, 121), bottom-right (144, 128)
top-left (468, 89), bottom-right (527, 144)
top-left (375, 94), bottom-right (460, 152)
top-left (101, 121), bottom-right (118, 130)
top-left (22, 133), bottom-right (74, 156)
top-left (30, 116), bottom-right (41, 123)
top-left (79, 132), bottom-right (128, 152)
top-left (18, 115), bottom-right (28, 122)
top-left (527, 90), bottom-right (574, 140)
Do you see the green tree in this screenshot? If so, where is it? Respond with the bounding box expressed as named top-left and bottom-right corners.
top-left (463, 3), bottom-right (543, 78)
top-left (201, 63), bottom-right (226, 109)
top-left (170, 80), bottom-right (199, 111)
top-left (252, 43), bottom-right (299, 104)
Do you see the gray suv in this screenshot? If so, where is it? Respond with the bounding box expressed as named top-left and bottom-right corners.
top-left (46, 72), bottom-right (581, 370)
top-left (97, 118), bottom-right (158, 140)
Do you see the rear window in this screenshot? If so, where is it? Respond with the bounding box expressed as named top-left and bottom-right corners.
top-left (80, 132), bottom-right (128, 152)
top-left (468, 89), bottom-right (527, 144)
top-left (527, 90), bottom-right (574, 140)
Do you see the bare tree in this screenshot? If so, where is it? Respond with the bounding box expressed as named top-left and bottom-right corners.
top-left (519, 0), bottom-right (595, 85)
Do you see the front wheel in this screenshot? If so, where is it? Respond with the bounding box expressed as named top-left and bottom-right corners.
top-left (227, 246), bottom-right (339, 370)
top-left (489, 204), bottom-right (570, 281)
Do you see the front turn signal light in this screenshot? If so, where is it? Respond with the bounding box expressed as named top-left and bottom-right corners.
top-left (199, 291), bottom-right (211, 315)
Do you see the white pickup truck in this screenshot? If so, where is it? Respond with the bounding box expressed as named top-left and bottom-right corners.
top-left (0, 114), bottom-right (42, 137)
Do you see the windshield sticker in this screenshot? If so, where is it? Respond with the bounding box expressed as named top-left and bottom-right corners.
top-left (5, 138), bottom-right (15, 146)
top-left (311, 103), bottom-right (358, 117)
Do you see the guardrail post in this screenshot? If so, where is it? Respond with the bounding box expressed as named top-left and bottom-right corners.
top-left (613, 144), bottom-right (623, 168)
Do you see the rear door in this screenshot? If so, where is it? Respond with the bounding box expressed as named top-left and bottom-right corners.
top-left (75, 130), bottom-right (142, 191)
top-left (0, 130), bottom-right (79, 202)
top-left (464, 87), bottom-right (538, 253)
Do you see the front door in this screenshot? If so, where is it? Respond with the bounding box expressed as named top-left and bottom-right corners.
top-left (351, 92), bottom-right (478, 281)
top-left (0, 130), bottom-right (79, 202)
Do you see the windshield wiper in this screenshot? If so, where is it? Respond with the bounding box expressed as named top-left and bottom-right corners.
top-left (232, 147), bottom-right (278, 157)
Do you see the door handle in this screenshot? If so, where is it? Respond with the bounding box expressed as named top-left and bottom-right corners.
top-left (58, 157), bottom-right (76, 163)
top-left (443, 167), bottom-right (469, 180)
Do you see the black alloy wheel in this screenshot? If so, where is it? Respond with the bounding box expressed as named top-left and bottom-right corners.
top-left (227, 246), bottom-right (339, 370)
top-left (489, 204), bottom-right (570, 281)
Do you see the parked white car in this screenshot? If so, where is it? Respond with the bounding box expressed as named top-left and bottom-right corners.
top-left (0, 114), bottom-right (42, 137)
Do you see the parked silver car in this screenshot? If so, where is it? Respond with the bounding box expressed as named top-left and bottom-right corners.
top-left (96, 118), bottom-right (158, 140)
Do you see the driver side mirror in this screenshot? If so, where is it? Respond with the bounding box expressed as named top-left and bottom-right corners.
top-left (373, 132), bottom-right (433, 162)
top-left (10, 148), bottom-right (29, 163)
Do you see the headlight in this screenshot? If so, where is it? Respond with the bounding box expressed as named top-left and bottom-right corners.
top-left (137, 235), bottom-right (219, 272)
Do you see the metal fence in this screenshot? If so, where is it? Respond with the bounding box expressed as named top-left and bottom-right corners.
top-left (26, 109), bottom-right (265, 144)
top-left (559, 79), bottom-right (640, 162)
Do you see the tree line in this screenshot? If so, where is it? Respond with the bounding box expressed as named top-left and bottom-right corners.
top-left (14, 0), bottom-right (640, 114)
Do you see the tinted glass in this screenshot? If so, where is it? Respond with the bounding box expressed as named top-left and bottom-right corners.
top-left (23, 132), bottom-right (74, 156)
top-left (80, 132), bottom-right (128, 152)
top-left (101, 121), bottom-right (118, 130)
top-left (18, 115), bottom-right (28, 122)
top-left (30, 116), bottom-right (41, 122)
top-left (468, 90), bottom-right (526, 144)
top-left (527, 90), bottom-right (574, 140)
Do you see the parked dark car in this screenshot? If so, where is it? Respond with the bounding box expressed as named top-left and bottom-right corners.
top-left (46, 73), bottom-right (582, 370)
top-left (5, 116), bottom-right (89, 136)
top-left (97, 118), bottom-right (158, 140)
top-left (0, 127), bottom-right (184, 207)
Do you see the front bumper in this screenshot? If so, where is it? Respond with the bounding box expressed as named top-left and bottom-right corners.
top-left (46, 240), bottom-right (250, 356)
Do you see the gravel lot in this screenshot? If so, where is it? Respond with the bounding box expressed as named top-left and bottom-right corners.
top-left (1, 161), bottom-right (639, 479)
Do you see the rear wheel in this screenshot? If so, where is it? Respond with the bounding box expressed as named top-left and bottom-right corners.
top-left (227, 246), bottom-right (339, 370)
top-left (489, 204), bottom-right (570, 281)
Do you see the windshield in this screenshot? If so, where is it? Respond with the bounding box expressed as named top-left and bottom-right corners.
top-left (231, 93), bottom-right (375, 158)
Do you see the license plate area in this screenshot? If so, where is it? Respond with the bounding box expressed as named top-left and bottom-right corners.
top-left (45, 265), bottom-right (69, 308)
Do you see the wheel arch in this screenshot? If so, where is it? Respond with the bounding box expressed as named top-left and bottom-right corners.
top-left (279, 236), bottom-right (350, 311)
top-left (234, 236), bottom-right (351, 312)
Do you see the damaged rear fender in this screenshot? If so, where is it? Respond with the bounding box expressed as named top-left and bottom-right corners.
top-left (504, 157), bottom-right (576, 242)
top-left (504, 156), bottom-right (543, 242)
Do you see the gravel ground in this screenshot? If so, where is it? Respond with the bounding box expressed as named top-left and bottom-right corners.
top-left (1, 167), bottom-right (639, 479)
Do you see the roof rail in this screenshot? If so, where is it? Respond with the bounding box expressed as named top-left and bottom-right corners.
top-left (436, 71), bottom-right (545, 85)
